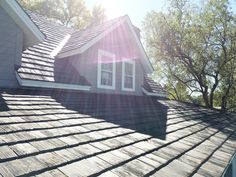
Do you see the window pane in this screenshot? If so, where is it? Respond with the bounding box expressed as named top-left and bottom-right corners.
top-left (101, 71), bottom-right (112, 86)
top-left (101, 55), bottom-right (112, 63)
top-left (101, 63), bottom-right (112, 71)
top-left (125, 63), bottom-right (133, 76)
top-left (101, 55), bottom-right (113, 72)
top-left (124, 76), bottom-right (133, 88)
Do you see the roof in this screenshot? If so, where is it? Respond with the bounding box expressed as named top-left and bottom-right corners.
top-left (0, 0), bottom-right (44, 48)
top-left (16, 11), bottom-right (154, 89)
top-left (16, 11), bottom-right (74, 82)
top-left (58, 16), bottom-right (126, 56)
top-left (143, 76), bottom-right (168, 98)
top-left (16, 11), bottom-right (91, 90)
top-left (57, 15), bottom-right (154, 73)
top-left (0, 89), bottom-right (235, 176)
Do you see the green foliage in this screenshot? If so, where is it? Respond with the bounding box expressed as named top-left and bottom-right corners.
top-left (90, 5), bottom-right (106, 26)
top-left (166, 79), bottom-right (190, 101)
top-left (17, 0), bottom-right (106, 30)
top-left (143, 0), bottom-right (236, 111)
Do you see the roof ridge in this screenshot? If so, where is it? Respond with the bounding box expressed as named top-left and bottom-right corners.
top-left (25, 10), bottom-right (127, 35)
top-left (78, 15), bottom-right (127, 33)
top-left (57, 15), bottom-right (129, 56)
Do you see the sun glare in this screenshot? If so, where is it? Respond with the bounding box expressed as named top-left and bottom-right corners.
top-left (100, 0), bottom-right (122, 19)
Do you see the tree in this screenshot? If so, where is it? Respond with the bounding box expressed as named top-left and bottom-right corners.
top-left (17, 0), bottom-right (106, 30)
top-left (166, 78), bottom-right (190, 101)
top-left (143, 0), bottom-right (236, 111)
top-left (89, 5), bottom-right (107, 26)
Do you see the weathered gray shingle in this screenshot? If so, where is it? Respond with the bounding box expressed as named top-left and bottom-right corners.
top-left (16, 11), bottom-right (90, 86)
top-left (0, 89), bottom-right (235, 176)
top-left (143, 76), bottom-right (167, 95)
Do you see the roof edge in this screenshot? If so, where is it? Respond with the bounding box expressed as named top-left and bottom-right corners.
top-left (125, 16), bottom-right (154, 73)
top-left (142, 87), bottom-right (167, 98)
top-left (16, 72), bottom-right (91, 91)
top-left (0, 0), bottom-right (45, 48)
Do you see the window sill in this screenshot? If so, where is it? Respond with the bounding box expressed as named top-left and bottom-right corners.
top-left (98, 85), bottom-right (116, 90)
top-left (122, 88), bottom-right (135, 92)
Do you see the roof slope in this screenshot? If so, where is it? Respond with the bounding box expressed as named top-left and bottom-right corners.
top-left (0, 89), bottom-right (235, 176)
top-left (143, 76), bottom-right (167, 98)
top-left (58, 16), bottom-right (126, 55)
top-left (17, 11), bottom-right (78, 83)
top-left (17, 11), bottom-right (154, 87)
top-left (16, 12), bottom-right (127, 85)
top-left (143, 76), bottom-right (166, 93)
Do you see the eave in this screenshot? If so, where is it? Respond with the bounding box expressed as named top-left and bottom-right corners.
top-left (16, 72), bottom-right (91, 91)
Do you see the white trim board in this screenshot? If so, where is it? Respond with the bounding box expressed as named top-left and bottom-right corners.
top-left (122, 59), bottom-right (135, 92)
top-left (0, 0), bottom-right (45, 48)
top-left (142, 87), bottom-right (167, 98)
top-left (97, 49), bottom-right (116, 90)
top-left (16, 72), bottom-right (91, 91)
top-left (125, 17), bottom-right (153, 73)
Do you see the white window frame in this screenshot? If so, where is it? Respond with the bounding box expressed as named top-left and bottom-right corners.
top-left (97, 49), bottom-right (116, 89)
top-left (122, 59), bottom-right (135, 91)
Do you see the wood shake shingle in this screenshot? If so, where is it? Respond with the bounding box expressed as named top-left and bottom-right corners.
top-left (0, 89), bottom-right (235, 176)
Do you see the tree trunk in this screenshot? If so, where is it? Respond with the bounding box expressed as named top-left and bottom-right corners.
top-left (173, 87), bottom-right (180, 101)
top-left (209, 91), bottom-right (214, 109)
top-left (221, 96), bottom-right (227, 112)
top-left (209, 79), bottom-right (218, 109)
top-left (202, 91), bottom-right (210, 108)
top-left (221, 83), bottom-right (231, 112)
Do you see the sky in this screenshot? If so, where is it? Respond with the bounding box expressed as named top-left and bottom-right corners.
top-left (86, 0), bottom-right (236, 29)
top-left (85, 0), bottom-right (167, 28)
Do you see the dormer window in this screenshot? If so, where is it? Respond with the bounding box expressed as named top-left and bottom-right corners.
top-left (97, 50), bottom-right (116, 89)
top-left (122, 60), bottom-right (135, 91)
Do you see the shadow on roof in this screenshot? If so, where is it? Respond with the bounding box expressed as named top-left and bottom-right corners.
top-left (0, 92), bottom-right (10, 111)
top-left (0, 89), bottom-right (235, 176)
top-left (52, 91), bottom-right (236, 141)
top-left (52, 91), bottom-right (169, 140)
